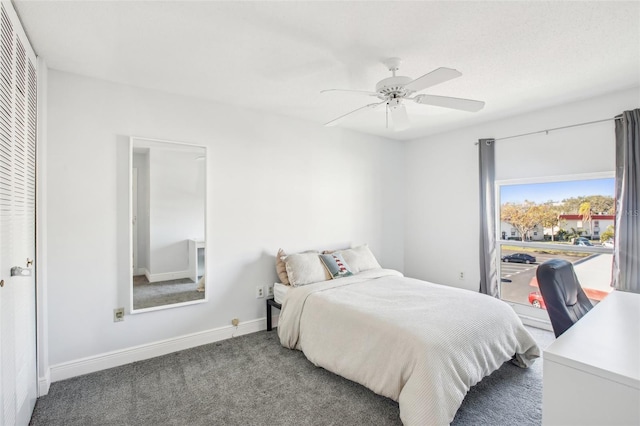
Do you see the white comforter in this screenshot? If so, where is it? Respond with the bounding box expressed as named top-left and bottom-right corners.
top-left (278, 269), bottom-right (540, 426)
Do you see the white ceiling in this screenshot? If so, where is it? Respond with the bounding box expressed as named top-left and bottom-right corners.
top-left (14, 0), bottom-right (640, 141)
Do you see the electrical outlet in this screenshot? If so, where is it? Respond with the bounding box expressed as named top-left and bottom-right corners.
top-left (459, 271), bottom-right (465, 280)
top-left (231, 318), bottom-right (239, 327)
top-left (114, 307), bottom-right (124, 322)
top-left (267, 284), bottom-right (274, 298)
top-left (256, 285), bottom-right (264, 298)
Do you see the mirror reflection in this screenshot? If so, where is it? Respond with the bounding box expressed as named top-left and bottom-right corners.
top-left (130, 137), bottom-right (206, 311)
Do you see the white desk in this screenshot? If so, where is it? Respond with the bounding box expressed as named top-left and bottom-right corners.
top-left (188, 239), bottom-right (205, 283)
top-left (543, 290), bottom-right (640, 425)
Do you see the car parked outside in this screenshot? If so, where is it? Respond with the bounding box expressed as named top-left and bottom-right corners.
top-left (501, 253), bottom-right (536, 264)
top-left (573, 237), bottom-right (593, 246)
top-left (574, 240), bottom-right (594, 247)
top-left (528, 291), bottom-right (545, 309)
top-left (602, 239), bottom-right (614, 248)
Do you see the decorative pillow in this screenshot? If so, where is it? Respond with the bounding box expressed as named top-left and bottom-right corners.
top-left (276, 248), bottom-right (290, 285)
top-left (320, 253), bottom-right (353, 279)
top-left (337, 244), bottom-right (381, 274)
top-left (283, 252), bottom-right (331, 287)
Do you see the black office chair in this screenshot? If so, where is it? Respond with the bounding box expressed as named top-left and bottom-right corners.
top-left (536, 259), bottom-right (593, 338)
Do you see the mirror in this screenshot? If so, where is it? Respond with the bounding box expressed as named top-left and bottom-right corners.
top-left (129, 137), bottom-right (206, 312)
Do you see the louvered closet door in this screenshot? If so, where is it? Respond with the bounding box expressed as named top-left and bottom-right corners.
top-left (0, 1), bottom-right (38, 424)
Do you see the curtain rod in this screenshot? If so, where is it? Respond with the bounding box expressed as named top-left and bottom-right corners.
top-left (476, 116), bottom-right (622, 144)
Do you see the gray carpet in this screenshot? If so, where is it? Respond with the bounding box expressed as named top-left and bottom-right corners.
top-left (30, 326), bottom-right (554, 426)
top-left (133, 276), bottom-right (204, 309)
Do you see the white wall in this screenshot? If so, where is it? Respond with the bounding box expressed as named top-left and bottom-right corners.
top-left (36, 58), bottom-right (50, 394)
top-left (404, 87), bottom-right (639, 291)
top-left (46, 70), bottom-right (404, 366)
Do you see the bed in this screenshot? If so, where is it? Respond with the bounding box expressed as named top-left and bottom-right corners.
top-left (273, 282), bottom-right (289, 305)
top-left (275, 247), bottom-right (540, 426)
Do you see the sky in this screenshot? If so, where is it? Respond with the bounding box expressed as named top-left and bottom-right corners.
top-left (500, 178), bottom-right (614, 204)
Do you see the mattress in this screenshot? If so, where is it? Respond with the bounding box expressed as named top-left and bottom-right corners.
top-left (274, 282), bottom-right (289, 304)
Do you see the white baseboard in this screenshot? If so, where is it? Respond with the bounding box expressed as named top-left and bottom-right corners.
top-left (146, 269), bottom-right (191, 283)
top-left (38, 371), bottom-right (51, 396)
top-left (49, 314), bottom-right (279, 383)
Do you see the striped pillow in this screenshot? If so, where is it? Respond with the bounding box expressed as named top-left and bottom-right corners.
top-left (320, 253), bottom-right (353, 279)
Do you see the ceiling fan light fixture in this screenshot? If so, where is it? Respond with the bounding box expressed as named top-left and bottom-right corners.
top-left (387, 98), bottom-right (402, 109)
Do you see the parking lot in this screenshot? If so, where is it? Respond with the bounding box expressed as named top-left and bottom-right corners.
top-left (501, 252), bottom-right (561, 279)
top-left (499, 249), bottom-right (587, 307)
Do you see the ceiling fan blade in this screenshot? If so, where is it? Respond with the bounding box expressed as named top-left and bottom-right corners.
top-left (414, 94), bottom-right (485, 112)
top-left (324, 101), bottom-right (386, 127)
top-left (321, 89), bottom-right (379, 96)
top-left (389, 103), bottom-right (410, 131)
top-left (404, 67), bottom-right (462, 93)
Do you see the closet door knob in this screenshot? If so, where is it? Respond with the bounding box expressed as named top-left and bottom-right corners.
top-left (26, 258), bottom-right (33, 267)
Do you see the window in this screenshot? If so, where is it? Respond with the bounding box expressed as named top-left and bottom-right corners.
top-left (498, 176), bottom-right (615, 311)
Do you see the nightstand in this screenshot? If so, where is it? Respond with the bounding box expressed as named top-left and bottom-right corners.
top-left (266, 298), bottom-right (281, 331)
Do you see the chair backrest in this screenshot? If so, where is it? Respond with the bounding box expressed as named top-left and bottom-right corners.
top-left (536, 259), bottom-right (593, 338)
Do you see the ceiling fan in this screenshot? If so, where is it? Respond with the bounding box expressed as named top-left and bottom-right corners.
top-left (322, 58), bottom-right (485, 131)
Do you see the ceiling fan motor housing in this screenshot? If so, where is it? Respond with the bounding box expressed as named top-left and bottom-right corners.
top-left (376, 76), bottom-right (413, 99)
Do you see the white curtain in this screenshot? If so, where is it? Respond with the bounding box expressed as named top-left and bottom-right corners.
top-left (612, 109), bottom-right (640, 293)
top-left (479, 138), bottom-right (499, 297)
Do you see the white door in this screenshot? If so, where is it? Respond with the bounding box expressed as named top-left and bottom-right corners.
top-left (0, 1), bottom-right (38, 424)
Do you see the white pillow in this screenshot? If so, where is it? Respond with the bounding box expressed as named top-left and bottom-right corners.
top-left (337, 245), bottom-right (381, 274)
top-left (283, 252), bottom-right (331, 287)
